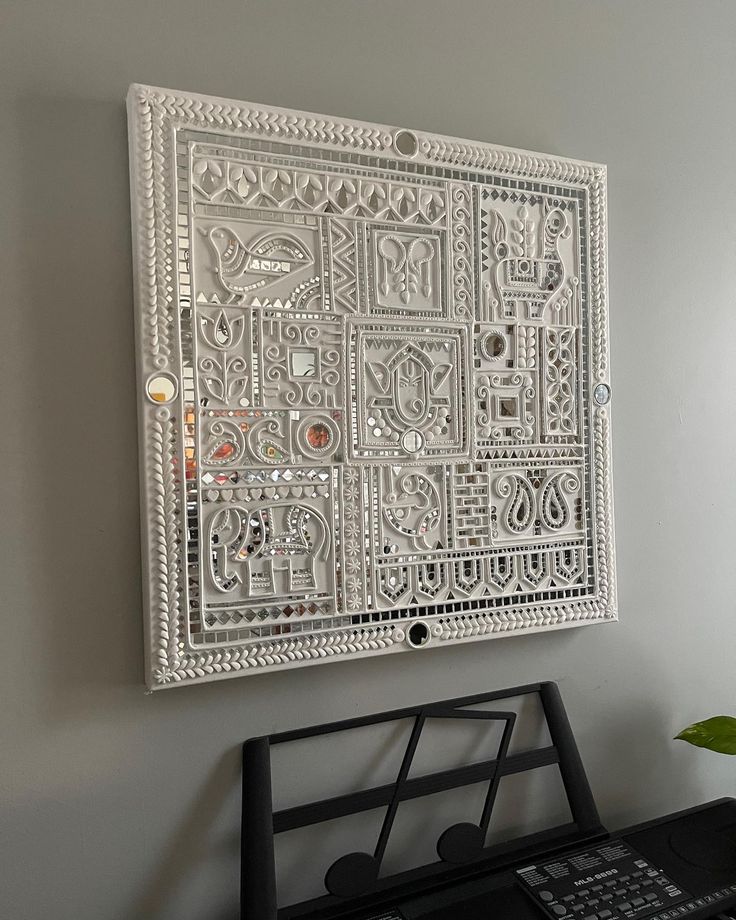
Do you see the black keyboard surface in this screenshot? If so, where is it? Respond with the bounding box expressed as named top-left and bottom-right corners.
top-left (354, 803), bottom-right (736, 920)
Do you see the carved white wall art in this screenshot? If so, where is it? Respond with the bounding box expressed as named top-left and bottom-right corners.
top-left (127, 84), bottom-right (616, 689)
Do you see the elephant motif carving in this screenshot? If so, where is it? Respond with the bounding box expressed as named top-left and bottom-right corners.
top-left (207, 502), bottom-right (331, 596)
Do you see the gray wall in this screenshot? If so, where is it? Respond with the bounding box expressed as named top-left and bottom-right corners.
top-left (2, 1), bottom-right (736, 917)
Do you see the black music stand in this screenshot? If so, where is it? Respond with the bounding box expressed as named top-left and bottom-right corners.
top-left (241, 681), bottom-right (605, 919)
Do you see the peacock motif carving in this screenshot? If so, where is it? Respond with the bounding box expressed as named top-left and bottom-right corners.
top-left (490, 204), bottom-right (571, 322)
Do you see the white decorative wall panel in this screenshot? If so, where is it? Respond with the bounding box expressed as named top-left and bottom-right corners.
top-left (127, 84), bottom-right (617, 689)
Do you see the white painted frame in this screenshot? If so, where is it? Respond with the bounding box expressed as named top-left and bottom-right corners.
top-left (128, 84), bottom-right (616, 690)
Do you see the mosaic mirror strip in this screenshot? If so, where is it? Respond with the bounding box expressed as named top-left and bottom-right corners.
top-left (128, 85), bottom-right (616, 689)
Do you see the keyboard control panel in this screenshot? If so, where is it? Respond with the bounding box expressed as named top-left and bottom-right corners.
top-left (516, 840), bottom-right (689, 919)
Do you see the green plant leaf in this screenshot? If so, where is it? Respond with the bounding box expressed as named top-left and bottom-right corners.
top-left (675, 716), bottom-right (736, 754)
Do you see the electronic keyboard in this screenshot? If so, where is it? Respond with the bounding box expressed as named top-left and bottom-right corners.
top-left (240, 683), bottom-right (736, 920)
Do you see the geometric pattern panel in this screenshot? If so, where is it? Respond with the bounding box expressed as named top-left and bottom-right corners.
top-left (128, 84), bottom-right (617, 689)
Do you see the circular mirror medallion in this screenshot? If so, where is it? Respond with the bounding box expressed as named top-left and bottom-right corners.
top-left (306, 422), bottom-right (330, 449)
top-left (479, 331), bottom-right (506, 361)
top-left (401, 428), bottom-right (425, 454)
top-left (146, 373), bottom-right (178, 404)
top-left (593, 383), bottom-right (611, 406)
top-left (296, 415), bottom-right (340, 459)
top-left (394, 129), bottom-right (419, 158)
top-left (406, 620), bottom-right (431, 648)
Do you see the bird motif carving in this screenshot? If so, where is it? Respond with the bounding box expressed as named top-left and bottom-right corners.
top-left (203, 226), bottom-right (315, 299)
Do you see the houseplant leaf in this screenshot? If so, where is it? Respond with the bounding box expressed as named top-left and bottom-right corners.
top-left (675, 716), bottom-right (736, 754)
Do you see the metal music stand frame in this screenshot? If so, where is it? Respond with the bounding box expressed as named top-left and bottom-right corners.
top-left (241, 681), bottom-right (605, 919)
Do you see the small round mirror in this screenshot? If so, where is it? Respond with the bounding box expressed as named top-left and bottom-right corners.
top-left (394, 129), bottom-right (418, 158)
top-left (406, 621), bottom-right (431, 648)
top-left (593, 383), bottom-right (611, 406)
top-left (401, 429), bottom-right (425, 454)
top-left (146, 373), bottom-right (177, 404)
top-left (481, 331), bottom-right (506, 360)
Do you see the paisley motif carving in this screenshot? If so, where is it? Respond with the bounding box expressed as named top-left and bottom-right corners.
top-left (202, 419), bottom-right (245, 467)
top-left (495, 470), bottom-right (581, 540)
top-left (497, 473), bottom-right (535, 535)
top-left (540, 471), bottom-right (580, 530)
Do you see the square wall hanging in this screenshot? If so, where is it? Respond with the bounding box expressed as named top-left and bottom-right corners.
top-left (128, 85), bottom-right (616, 689)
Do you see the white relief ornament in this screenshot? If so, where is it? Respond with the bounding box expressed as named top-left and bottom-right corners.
top-left (262, 319), bottom-right (342, 409)
top-left (203, 226), bottom-right (314, 299)
top-left (490, 204), bottom-right (572, 323)
top-left (476, 372), bottom-right (535, 440)
top-left (202, 419), bottom-right (246, 467)
top-left (381, 468), bottom-right (444, 552)
top-left (198, 354), bottom-right (248, 405)
top-left (494, 469), bottom-right (581, 541)
top-left (540, 471), bottom-right (580, 530)
top-left (221, 412), bottom-right (341, 466)
top-left (207, 500), bottom-right (333, 599)
top-left (349, 322), bottom-right (469, 461)
top-left (199, 310), bottom-right (245, 351)
top-left (192, 153), bottom-right (447, 225)
top-left (450, 184), bottom-right (474, 320)
top-left (544, 327), bottom-right (577, 435)
top-left (497, 473), bottom-right (535, 535)
top-left (377, 235), bottom-right (436, 305)
top-left (128, 84), bottom-right (616, 688)
top-left (369, 343), bottom-right (451, 435)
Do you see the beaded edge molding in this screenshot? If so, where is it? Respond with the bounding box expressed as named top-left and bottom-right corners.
top-left (127, 84), bottom-right (616, 690)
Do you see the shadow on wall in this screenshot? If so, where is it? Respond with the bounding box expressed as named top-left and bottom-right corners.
top-left (122, 747), bottom-right (242, 920)
top-left (16, 93), bottom-right (144, 718)
top-left (582, 678), bottom-right (701, 831)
